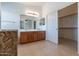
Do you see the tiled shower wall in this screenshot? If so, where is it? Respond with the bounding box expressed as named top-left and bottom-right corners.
top-left (0, 31), bottom-right (17, 56)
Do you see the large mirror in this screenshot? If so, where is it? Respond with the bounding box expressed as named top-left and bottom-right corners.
top-left (20, 15), bottom-right (39, 30)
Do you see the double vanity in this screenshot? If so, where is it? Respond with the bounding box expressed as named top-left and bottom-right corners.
top-left (19, 15), bottom-right (46, 44)
top-left (19, 30), bottom-right (45, 44)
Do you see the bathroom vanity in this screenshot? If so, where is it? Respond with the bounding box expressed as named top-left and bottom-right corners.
top-left (20, 30), bottom-right (45, 44)
top-left (19, 15), bottom-right (46, 44)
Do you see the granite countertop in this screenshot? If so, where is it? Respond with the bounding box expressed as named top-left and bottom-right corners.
top-left (19, 29), bottom-right (46, 32)
top-left (0, 29), bottom-right (18, 31)
top-left (0, 29), bottom-right (46, 32)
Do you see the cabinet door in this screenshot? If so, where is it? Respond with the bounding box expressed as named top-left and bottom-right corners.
top-left (33, 32), bottom-right (38, 41)
top-left (20, 32), bottom-right (26, 43)
top-left (28, 32), bottom-right (34, 42)
top-left (38, 31), bottom-right (45, 40)
top-left (20, 32), bottom-right (29, 43)
top-left (42, 31), bottom-right (45, 40)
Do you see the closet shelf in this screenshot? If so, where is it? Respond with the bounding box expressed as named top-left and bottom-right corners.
top-left (59, 27), bottom-right (77, 29)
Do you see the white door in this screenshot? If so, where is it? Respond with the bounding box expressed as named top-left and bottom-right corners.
top-left (46, 11), bottom-right (58, 44)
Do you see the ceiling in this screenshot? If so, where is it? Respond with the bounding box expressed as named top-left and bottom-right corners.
top-left (17, 2), bottom-right (46, 7)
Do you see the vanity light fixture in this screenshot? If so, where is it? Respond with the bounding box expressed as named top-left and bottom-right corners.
top-left (25, 10), bottom-right (39, 17)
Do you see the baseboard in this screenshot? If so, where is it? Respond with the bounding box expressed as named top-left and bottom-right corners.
top-left (46, 40), bottom-right (58, 45)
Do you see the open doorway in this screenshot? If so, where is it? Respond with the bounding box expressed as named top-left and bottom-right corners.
top-left (58, 3), bottom-right (78, 52)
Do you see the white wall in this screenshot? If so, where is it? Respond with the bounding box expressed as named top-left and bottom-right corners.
top-left (1, 3), bottom-right (20, 29)
top-left (1, 2), bottom-right (42, 29)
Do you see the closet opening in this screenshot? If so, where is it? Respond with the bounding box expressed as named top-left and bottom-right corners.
top-left (58, 3), bottom-right (78, 53)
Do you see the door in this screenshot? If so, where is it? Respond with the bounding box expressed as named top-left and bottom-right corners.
top-left (46, 11), bottom-right (58, 44)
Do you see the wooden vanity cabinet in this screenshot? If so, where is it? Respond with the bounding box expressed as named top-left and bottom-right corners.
top-left (20, 32), bottom-right (29, 43)
top-left (38, 31), bottom-right (45, 40)
top-left (20, 31), bottom-right (45, 44)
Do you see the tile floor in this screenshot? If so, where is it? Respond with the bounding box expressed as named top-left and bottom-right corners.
top-left (18, 39), bottom-right (78, 56)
